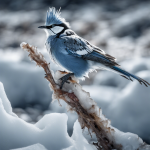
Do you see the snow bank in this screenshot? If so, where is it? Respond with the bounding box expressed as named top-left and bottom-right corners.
top-left (0, 82), bottom-right (95, 150)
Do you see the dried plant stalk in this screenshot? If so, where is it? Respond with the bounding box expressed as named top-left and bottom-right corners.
top-left (20, 42), bottom-right (123, 150)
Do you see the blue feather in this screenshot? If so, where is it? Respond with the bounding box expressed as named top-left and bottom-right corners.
top-left (112, 66), bottom-right (149, 86)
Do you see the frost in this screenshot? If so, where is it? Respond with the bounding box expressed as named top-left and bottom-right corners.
top-left (53, 71), bottom-right (150, 150)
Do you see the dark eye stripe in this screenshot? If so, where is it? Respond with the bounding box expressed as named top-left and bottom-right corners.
top-left (46, 23), bottom-right (68, 30)
top-left (46, 24), bottom-right (55, 29)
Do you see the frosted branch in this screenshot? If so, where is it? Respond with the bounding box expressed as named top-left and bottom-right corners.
top-left (21, 42), bottom-right (150, 150)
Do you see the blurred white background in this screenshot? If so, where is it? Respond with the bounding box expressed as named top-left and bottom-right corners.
top-left (0, 0), bottom-right (150, 144)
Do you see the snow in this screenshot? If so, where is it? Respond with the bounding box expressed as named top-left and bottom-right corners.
top-left (0, 59), bottom-right (150, 150)
top-left (82, 71), bottom-right (150, 144)
top-left (0, 49), bottom-right (61, 109)
top-left (0, 82), bottom-right (17, 116)
top-left (0, 97), bottom-right (71, 150)
top-left (64, 121), bottom-right (97, 150)
top-left (53, 70), bottom-right (150, 150)
top-left (107, 71), bottom-right (150, 141)
top-left (113, 129), bottom-right (143, 150)
top-left (12, 144), bottom-right (47, 150)
top-left (0, 47), bottom-right (150, 150)
top-left (47, 100), bottom-right (78, 135)
top-left (0, 1), bottom-right (150, 148)
top-left (0, 81), bottom-right (97, 150)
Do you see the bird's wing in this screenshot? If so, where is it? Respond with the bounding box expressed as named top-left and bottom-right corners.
top-left (61, 35), bottom-right (93, 57)
top-left (61, 34), bottom-right (119, 66)
top-left (61, 33), bottom-right (150, 87)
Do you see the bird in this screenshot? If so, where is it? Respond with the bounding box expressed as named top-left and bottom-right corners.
top-left (38, 7), bottom-right (150, 89)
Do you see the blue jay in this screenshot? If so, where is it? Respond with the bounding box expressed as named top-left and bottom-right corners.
top-left (38, 7), bottom-right (150, 89)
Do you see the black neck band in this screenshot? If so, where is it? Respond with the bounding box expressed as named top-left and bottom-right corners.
top-left (55, 23), bottom-right (69, 38)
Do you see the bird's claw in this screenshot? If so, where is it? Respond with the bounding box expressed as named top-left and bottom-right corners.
top-left (59, 73), bottom-right (74, 89)
top-left (59, 76), bottom-right (70, 89)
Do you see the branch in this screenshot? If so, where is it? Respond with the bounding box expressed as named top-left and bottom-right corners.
top-left (21, 42), bottom-right (150, 150)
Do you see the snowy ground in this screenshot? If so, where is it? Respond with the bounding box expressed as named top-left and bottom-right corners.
top-left (0, 82), bottom-right (97, 150)
top-left (1, 74), bottom-right (150, 150)
top-left (0, 0), bottom-right (150, 148)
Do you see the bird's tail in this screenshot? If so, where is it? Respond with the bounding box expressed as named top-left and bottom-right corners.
top-left (111, 66), bottom-right (150, 87)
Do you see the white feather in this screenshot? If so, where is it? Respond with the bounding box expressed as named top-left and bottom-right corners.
top-left (45, 29), bottom-right (55, 36)
top-left (76, 49), bottom-right (88, 55)
top-left (51, 26), bottom-right (64, 34)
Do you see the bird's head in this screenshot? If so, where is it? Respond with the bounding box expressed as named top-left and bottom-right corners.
top-left (38, 7), bottom-right (70, 36)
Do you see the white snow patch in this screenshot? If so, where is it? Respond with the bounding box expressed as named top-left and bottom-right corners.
top-left (63, 120), bottom-right (97, 150)
top-left (0, 82), bottom-right (96, 150)
top-left (0, 82), bottom-right (17, 117)
top-left (11, 143), bottom-right (47, 150)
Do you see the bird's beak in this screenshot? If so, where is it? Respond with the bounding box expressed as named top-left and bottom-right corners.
top-left (38, 25), bottom-right (47, 29)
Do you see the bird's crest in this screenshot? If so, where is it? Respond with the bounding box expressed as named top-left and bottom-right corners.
top-left (46, 7), bottom-right (70, 27)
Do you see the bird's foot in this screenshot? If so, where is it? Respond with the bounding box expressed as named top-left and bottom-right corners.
top-left (59, 73), bottom-right (74, 89)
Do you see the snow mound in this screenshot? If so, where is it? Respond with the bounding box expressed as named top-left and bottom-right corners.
top-left (0, 82), bottom-right (95, 150)
top-left (64, 120), bottom-right (96, 150)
